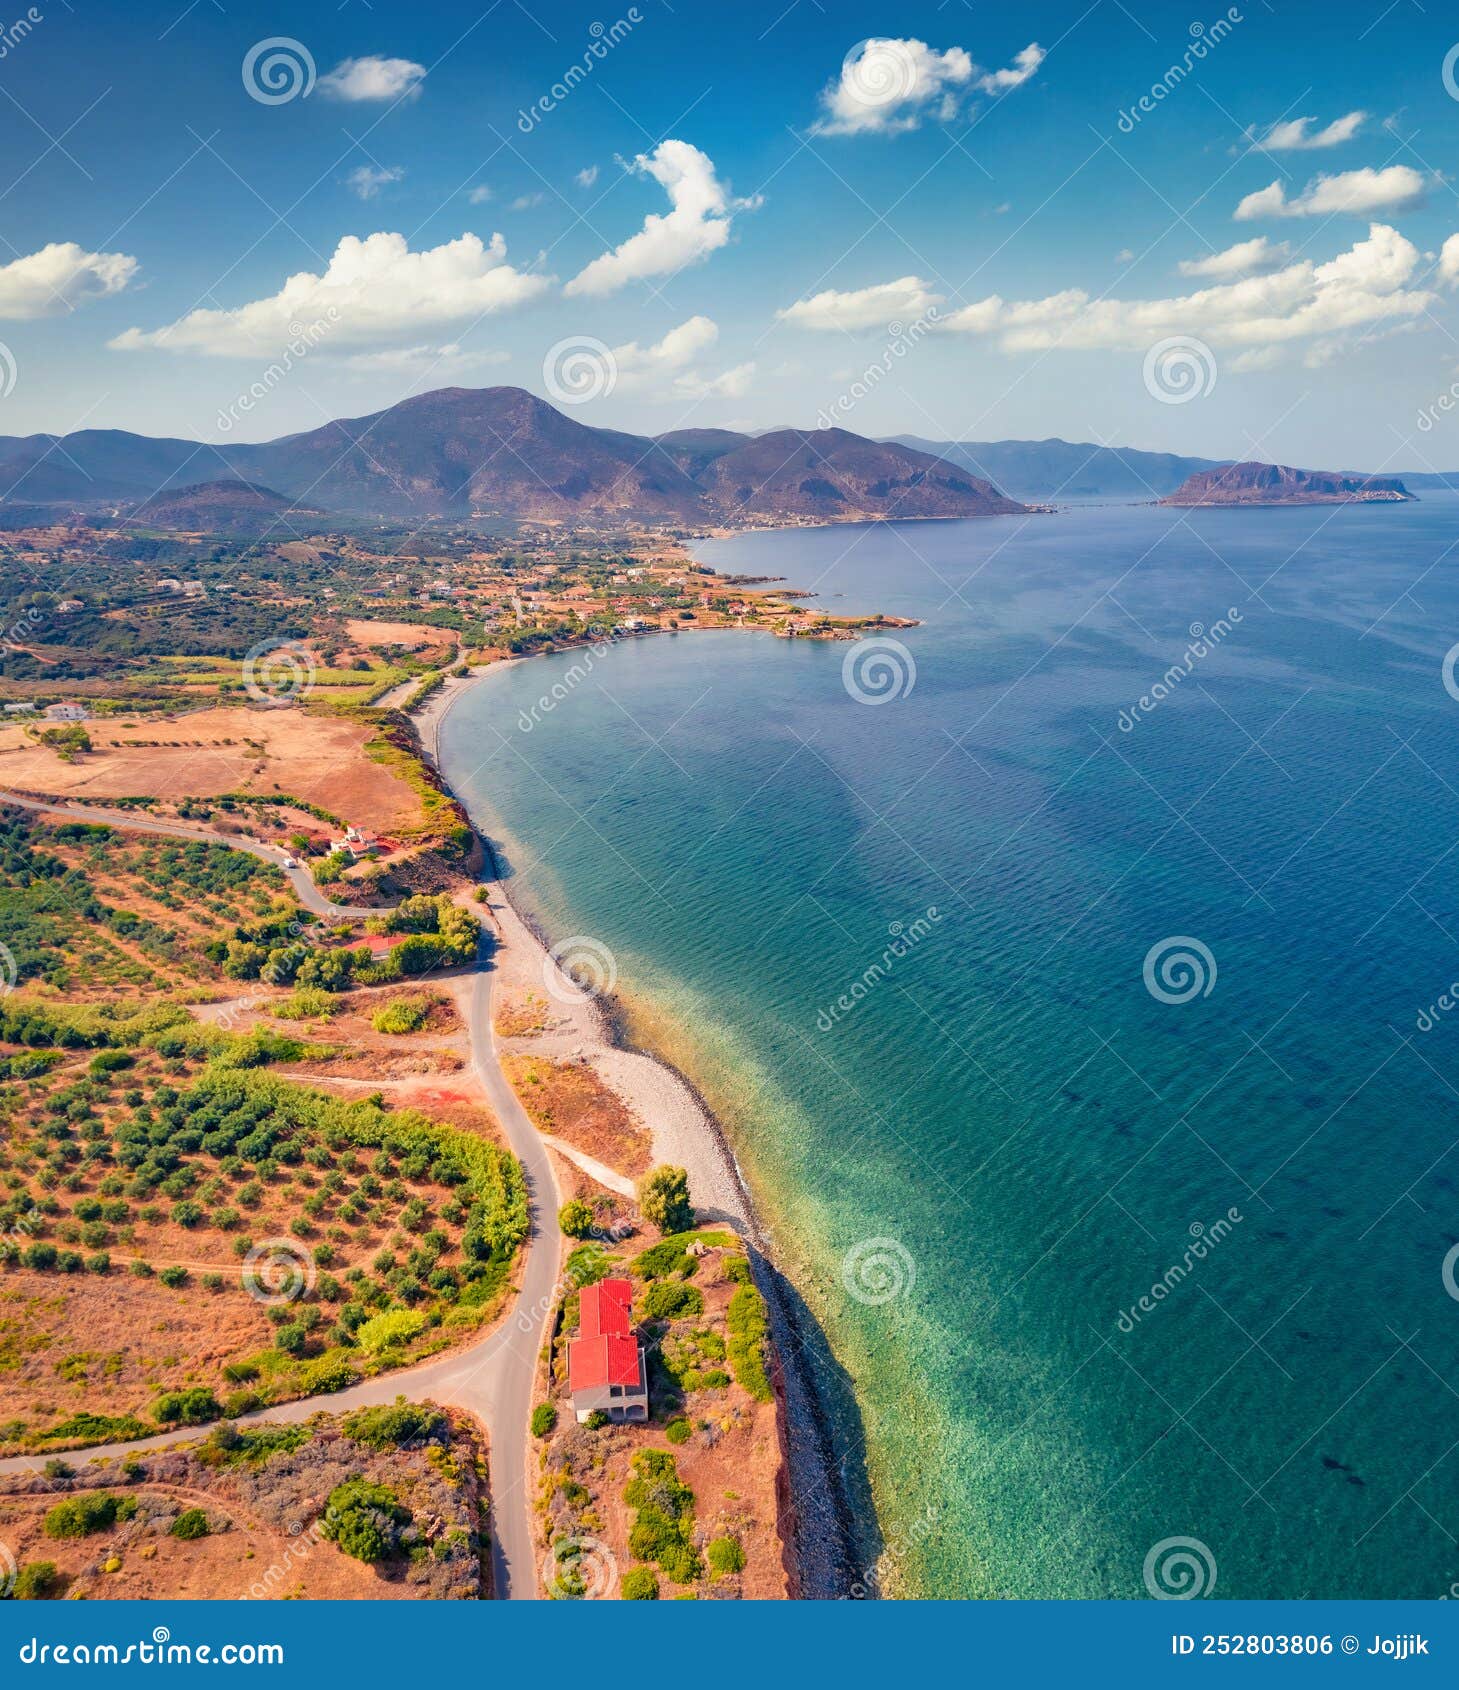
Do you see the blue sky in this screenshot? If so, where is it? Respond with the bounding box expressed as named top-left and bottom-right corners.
top-left (2, 0), bottom-right (1458, 467)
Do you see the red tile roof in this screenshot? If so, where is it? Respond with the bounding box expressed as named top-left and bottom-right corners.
top-left (570, 1334), bottom-right (642, 1391)
top-left (580, 1277), bottom-right (632, 1340)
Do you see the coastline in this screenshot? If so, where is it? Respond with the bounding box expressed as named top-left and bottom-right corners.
top-left (412, 654), bottom-right (875, 1599)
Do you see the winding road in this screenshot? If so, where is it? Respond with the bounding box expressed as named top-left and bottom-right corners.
top-left (0, 792), bottom-right (562, 1599)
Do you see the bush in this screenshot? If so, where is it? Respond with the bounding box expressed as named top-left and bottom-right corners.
top-left (584, 1409), bottom-right (609, 1430)
top-left (43, 1493), bottom-right (133, 1539)
top-left (722, 1254), bottom-right (752, 1284)
top-left (343, 1400), bottom-right (444, 1449)
top-left (153, 1388), bottom-right (220, 1426)
top-left (637, 1165), bottom-right (693, 1235)
top-left (299, 1351), bottom-right (360, 1394)
top-left (530, 1403), bottom-right (558, 1438)
top-left (370, 996), bottom-right (432, 1035)
top-left (170, 1509), bottom-right (210, 1541)
top-left (158, 1264), bottom-right (189, 1289)
top-left (558, 1199), bottom-right (595, 1239)
top-left (707, 1536), bottom-right (745, 1578)
top-left (623, 1449), bottom-right (700, 1584)
top-left (621, 1567), bottom-right (659, 1600)
top-left (320, 1478), bottom-right (407, 1563)
top-left (9, 1560), bottom-right (61, 1599)
top-left (726, 1282), bottom-right (773, 1403)
top-left (643, 1281), bottom-right (704, 1322)
top-left (665, 1418), bottom-right (691, 1445)
top-left (355, 1308), bottom-right (426, 1353)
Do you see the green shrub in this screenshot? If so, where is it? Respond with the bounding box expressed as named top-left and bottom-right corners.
top-left (343, 1400), bottom-right (444, 1448)
top-left (637, 1165), bottom-right (693, 1235)
top-left (584, 1410), bottom-right (609, 1430)
top-left (299, 1351), bottom-right (360, 1394)
top-left (158, 1264), bottom-right (189, 1289)
top-left (726, 1282), bottom-right (773, 1403)
top-left (621, 1567), bottom-right (659, 1600)
top-left (665, 1418), bottom-right (691, 1445)
top-left (320, 1478), bottom-right (407, 1563)
top-left (707, 1535), bottom-right (745, 1578)
top-left (9, 1560), bottom-right (61, 1599)
top-left (530, 1403), bottom-right (558, 1438)
top-left (643, 1281), bottom-right (703, 1321)
top-left (43, 1493), bottom-right (133, 1539)
top-left (170, 1509), bottom-right (210, 1541)
top-left (356, 1309), bottom-right (425, 1353)
top-left (558, 1199), bottom-right (595, 1239)
top-left (370, 996), bottom-right (432, 1035)
top-left (273, 988), bottom-right (338, 1021)
top-left (722, 1254), bottom-right (752, 1284)
top-left (153, 1388), bottom-right (220, 1426)
top-left (623, 1449), bottom-right (700, 1584)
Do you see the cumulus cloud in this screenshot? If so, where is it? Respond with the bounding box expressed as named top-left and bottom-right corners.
top-left (1248, 111), bottom-right (1365, 151)
top-left (602, 316), bottom-right (754, 400)
top-left (347, 164), bottom-right (404, 200)
top-left (1235, 165), bottom-right (1427, 220)
top-left (511, 193), bottom-right (545, 211)
top-left (110, 231), bottom-right (549, 356)
top-left (564, 140), bottom-right (758, 297)
top-left (1439, 234), bottom-right (1459, 287)
top-left (467, 185), bottom-right (493, 205)
top-left (319, 55), bottom-right (426, 102)
top-left (576, 165), bottom-right (599, 189)
top-left (777, 275), bottom-right (943, 331)
top-left (1177, 236), bottom-right (1291, 279)
top-left (939, 224), bottom-right (1441, 354)
top-left (342, 343), bottom-right (510, 374)
top-left (811, 37), bottom-right (1043, 136)
top-left (0, 242), bottom-right (137, 319)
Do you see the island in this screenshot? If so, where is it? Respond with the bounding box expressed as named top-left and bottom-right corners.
top-left (1161, 461), bottom-right (1415, 507)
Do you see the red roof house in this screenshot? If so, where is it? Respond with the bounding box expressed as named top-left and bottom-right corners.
top-left (568, 1276), bottom-right (648, 1424)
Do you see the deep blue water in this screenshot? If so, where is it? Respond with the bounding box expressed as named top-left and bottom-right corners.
top-left (440, 496), bottom-right (1459, 1598)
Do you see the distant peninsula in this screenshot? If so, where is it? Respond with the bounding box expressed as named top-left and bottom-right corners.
top-left (1161, 461), bottom-right (1415, 508)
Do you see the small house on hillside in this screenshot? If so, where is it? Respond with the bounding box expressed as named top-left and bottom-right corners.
top-left (569, 1276), bottom-right (647, 1424)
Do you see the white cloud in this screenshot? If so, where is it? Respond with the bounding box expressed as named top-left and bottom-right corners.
top-left (1440, 234), bottom-right (1459, 287)
top-left (778, 275), bottom-right (943, 331)
top-left (939, 224), bottom-right (1440, 354)
top-left (511, 193), bottom-right (546, 211)
top-left (319, 55), bottom-right (426, 102)
top-left (564, 140), bottom-right (758, 297)
top-left (811, 37), bottom-right (1042, 136)
top-left (467, 185), bottom-right (493, 205)
top-left (1115, 248), bottom-right (1135, 264)
top-left (343, 343), bottom-right (510, 374)
top-left (576, 165), bottom-right (599, 189)
top-left (601, 316), bottom-right (754, 400)
top-left (347, 164), bottom-right (404, 200)
top-left (111, 231), bottom-right (550, 356)
top-left (1248, 111), bottom-right (1365, 151)
top-left (1235, 165), bottom-right (1427, 220)
top-left (1177, 236), bottom-right (1291, 279)
top-left (0, 241), bottom-right (137, 319)
top-left (675, 361), bottom-right (755, 400)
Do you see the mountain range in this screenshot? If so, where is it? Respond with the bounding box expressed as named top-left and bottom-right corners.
top-left (0, 386), bottom-right (1453, 522)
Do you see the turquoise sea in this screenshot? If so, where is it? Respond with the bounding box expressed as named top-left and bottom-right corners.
top-left (440, 497), bottom-right (1459, 1599)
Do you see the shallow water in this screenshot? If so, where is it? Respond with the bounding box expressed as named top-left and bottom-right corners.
top-left (440, 496), bottom-right (1459, 1598)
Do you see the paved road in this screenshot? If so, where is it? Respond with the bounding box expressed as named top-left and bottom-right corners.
top-left (0, 791), bottom-right (382, 918)
top-left (0, 796), bottom-right (563, 1599)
